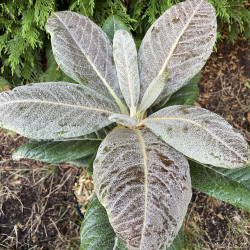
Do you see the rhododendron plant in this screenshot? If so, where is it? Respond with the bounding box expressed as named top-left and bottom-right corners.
top-left (0, 0), bottom-right (249, 249)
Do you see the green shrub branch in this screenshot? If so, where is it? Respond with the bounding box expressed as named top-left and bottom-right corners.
top-left (0, 0), bottom-right (249, 86)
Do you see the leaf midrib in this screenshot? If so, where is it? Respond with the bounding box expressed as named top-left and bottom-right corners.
top-left (135, 129), bottom-right (148, 249)
top-left (158, 0), bottom-right (204, 76)
top-left (1, 99), bottom-right (115, 114)
top-left (122, 33), bottom-right (135, 112)
top-left (54, 13), bottom-right (127, 113)
top-left (54, 13), bottom-right (111, 92)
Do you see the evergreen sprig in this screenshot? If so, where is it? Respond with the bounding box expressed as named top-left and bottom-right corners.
top-left (0, 0), bottom-right (249, 86)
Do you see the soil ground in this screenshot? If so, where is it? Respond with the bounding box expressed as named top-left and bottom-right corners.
top-left (0, 37), bottom-right (249, 249)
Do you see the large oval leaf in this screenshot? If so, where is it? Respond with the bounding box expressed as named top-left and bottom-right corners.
top-left (138, 0), bottom-right (216, 104)
top-left (93, 128), bottom-right (191, 249)
top-left (189, 161), bottom-right (250, 212)
top-left (46, 11), bottom-right (126, 112)
top-left (12, 126), bottom-right (113, 163)
top-left (80, 194), bottom-right (127, 250)
top-left (80, 195), bottom-right (185, 249)
top-left (113, 30), bottom-right (140, 116)
top-left (0, 82), bottom-right (119, 139)
top-left (144, 105), bottom-right (250, 168)
top-left (12, 139), bottom-right (101, 163)
top-left (69, 155), bottom-right (95, 169)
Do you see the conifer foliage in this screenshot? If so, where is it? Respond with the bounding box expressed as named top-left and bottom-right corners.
top-left (0, 0), bottom-right (249, 86)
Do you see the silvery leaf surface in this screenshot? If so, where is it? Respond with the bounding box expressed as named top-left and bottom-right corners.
top-left (46, 11), bottom-right (122, 101)
top-left (93, 128), bottom-right (191, 249)
top-left (109, 114), bottom-right (137, 127)
top-left (144, 105), bottom-right (250, 168)
top-left (139, 73), bottom-right (168, 113)
top-left (0, 82), bottom-right (119, 139)
top-left (113, 30), bottom-right (140, 116)
top-left (149, 72), bottom-right (201, 115)
top-left (138, 0), bottom-right (216, 104)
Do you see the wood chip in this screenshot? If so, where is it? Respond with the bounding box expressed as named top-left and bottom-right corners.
top-left (217, 213), bottom-right (225, 220)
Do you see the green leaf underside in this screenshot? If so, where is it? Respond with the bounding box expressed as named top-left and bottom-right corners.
top-left (69, 126), bottom-right (113, 171)
top-left (80, 194), bottom-right (127, 250)
top-left (102, 15), bottom-right (131, 42)
top-left (211, 164), bottom-right (250, 190)
top-left (113, 30), bottom-right (140, 116)
top-left (190, 161), bottom-right (250, 212)
top-left (138, 0), bottom-right (217, 104)
top-left (145, 105), bottom-right (249, 168)
top-left (93, 128), bottom-right (191, 249)
top-left (166, 226), bottom-right (185, 250)
top-left (12, 139), bottom-right (101, 163)
top-left (163, 72), bottom-right (201, 107)
top-left (46, 11), bottom-right (127, 113)
top-left (70, 155), bottom-right (95, 169)
top-left (0, 82), bottom-right (119, 139)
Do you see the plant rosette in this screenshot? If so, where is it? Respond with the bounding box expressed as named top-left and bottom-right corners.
top-left (1, 0), bottom-right (249, 249)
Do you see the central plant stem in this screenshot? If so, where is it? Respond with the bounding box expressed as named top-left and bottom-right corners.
top-left (135, 111), bottom-right (147, 128)
top-left (130, 106), bottom-right (137, 118)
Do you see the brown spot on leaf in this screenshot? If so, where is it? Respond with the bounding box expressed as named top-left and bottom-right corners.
top-left (172, 18), bottom-right (180, 23)
top-left (100, 113), bottom-right (109, 118)
top-left (167, 127), bottom-right (173, 132)
top-left (156, 152), bottom-right (173, 167)
top-left (179, 107), bottom-right (190, 114)
top-left (152, 27), bottom-right (160, 34)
